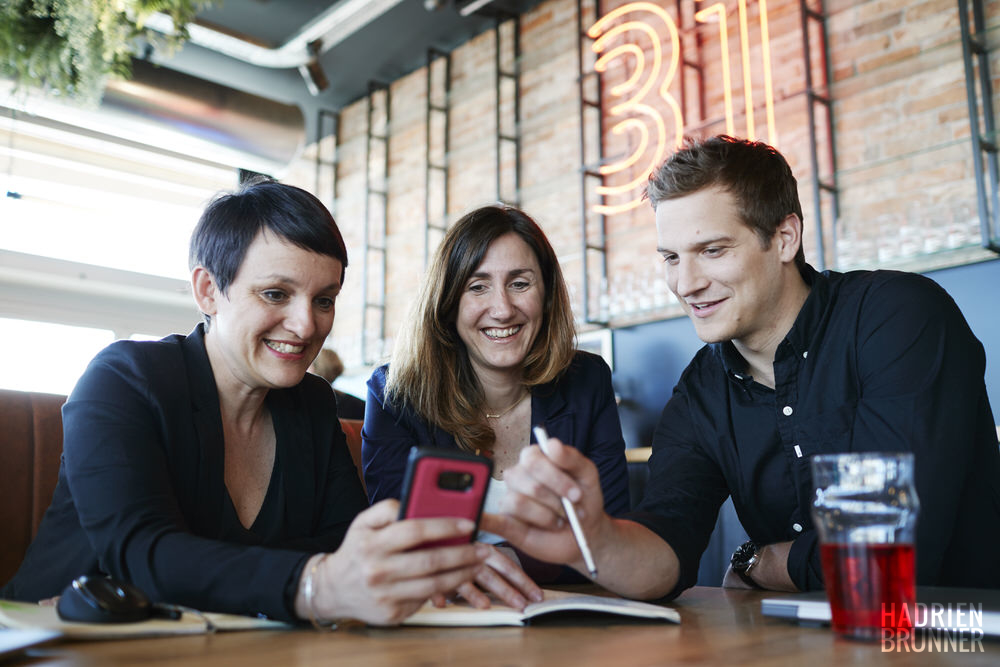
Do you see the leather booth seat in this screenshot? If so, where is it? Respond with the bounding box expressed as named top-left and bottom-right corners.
top-left (0, 388), bottom-right (365, 588)
top-left (0, 389), bottom-right (66, 587)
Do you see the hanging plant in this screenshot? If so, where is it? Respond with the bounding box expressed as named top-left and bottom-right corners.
top-left (0, 1), bottom-right (212, 106)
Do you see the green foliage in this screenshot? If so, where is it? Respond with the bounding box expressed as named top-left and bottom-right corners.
top-left (0, 0), bottom-right (211, 106)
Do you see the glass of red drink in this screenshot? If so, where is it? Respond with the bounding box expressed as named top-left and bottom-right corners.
top-left (810, 453), bottom-right (919, 640)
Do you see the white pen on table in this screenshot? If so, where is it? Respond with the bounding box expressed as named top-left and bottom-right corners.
top-left (531, 425), bottom-right (598, 579)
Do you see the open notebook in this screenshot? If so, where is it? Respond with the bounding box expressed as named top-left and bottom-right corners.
top-left (403, 588), bottom-right (680, 627)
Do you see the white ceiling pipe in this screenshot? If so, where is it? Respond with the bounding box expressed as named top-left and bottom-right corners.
top-left (144, 0), bottom-right (408, 70)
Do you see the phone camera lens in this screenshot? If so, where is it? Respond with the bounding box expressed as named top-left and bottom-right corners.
top-left (437, 470), bottom-right (474, 491)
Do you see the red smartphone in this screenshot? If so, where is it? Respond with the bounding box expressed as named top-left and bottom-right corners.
top-left (397, 447), bottom-right (492, 548)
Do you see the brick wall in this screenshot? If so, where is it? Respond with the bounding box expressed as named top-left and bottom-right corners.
top-left (828, 0), bottom-right (996, 270)
top-left (283, 0), bottom-right (999, 373)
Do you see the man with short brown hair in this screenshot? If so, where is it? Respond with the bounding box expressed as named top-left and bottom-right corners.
top-left (485, 135), bottom-right (1000, 599)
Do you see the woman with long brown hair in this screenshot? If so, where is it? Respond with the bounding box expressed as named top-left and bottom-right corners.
top-left (362, 204), bottom-right (628, 607)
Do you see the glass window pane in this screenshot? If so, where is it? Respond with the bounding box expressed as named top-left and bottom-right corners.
top-left (1, 112), bottom-right (237, 280)
top-left (1, 194), bottom-right (200, 280)
top-left (0, 318), bottom-right (114, 395)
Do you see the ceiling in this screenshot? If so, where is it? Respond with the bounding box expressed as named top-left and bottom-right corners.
top-left (3, 1), bottom-right (549, 181)
top-left (0, 0), bottom-right (553, 349)
top-left (148, 0), bottom-right (546, 137)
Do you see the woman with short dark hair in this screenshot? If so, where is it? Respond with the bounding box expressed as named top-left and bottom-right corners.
top-left (2, 178), bottom-right (488, 626)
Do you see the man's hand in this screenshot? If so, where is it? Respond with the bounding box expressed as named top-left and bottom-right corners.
top-left (480, 436), bottom-right (608, 573)
top-left (480, 436), bottom-right (681, 601)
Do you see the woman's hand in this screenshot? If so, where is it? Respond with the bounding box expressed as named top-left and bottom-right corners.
top-left (443, 544), bottom-right (543, 611)
top-left (297, 499), bottom-right (489, 626)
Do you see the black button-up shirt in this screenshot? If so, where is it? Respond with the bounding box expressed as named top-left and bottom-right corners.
top-left (627, 264), bottom-right (1000, 596)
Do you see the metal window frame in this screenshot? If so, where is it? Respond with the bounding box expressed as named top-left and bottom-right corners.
top-left (959, 0), bottom-right (1000, 253)
top-left (363, 81), bottom-right (390, 365)
top-left (495, 13), bottom-right (522, 206)
top-left (425, 48), bottom-right (452, 267)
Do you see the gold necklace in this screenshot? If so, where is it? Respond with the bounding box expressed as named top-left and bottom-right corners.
top-left (484, 390), bottom-right (528, 419)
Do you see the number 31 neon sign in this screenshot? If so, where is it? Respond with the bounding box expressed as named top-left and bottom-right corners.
top-left (588, 1), bottom-right (777, 215)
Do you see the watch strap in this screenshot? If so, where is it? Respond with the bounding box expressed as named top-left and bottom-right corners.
top-left (733, 564), bottom-right (763, 589)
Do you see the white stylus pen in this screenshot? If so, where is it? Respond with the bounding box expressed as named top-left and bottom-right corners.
top-left (532, 425), bottom-right (598, 578)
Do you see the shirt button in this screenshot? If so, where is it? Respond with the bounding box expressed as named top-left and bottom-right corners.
top-left (802, 351), bottom-right (809, 359)
top-left (782, 405), bottom-right (793, 416)
top-left (793, 523), bottom-right (803, 532)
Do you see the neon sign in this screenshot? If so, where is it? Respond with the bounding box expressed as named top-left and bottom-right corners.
top-left (588, 1), bottom-right (776, 215)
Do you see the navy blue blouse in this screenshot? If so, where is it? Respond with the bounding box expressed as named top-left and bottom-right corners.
top-left (362, 350), bottom-right (630, 517)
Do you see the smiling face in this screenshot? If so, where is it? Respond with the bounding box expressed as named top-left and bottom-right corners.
top-left (194, 229), bottom-right (343, 395)
top-left (655, 186), bottom-right (800, 351)
top-left (455, 232), bottom-right (545, 383)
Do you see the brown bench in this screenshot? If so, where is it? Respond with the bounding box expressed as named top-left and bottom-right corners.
top-left (0, 388), bottom-right (365, 587)
top-left (0, 389), bottom-right (66, 587)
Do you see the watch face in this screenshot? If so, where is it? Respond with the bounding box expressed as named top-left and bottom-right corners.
top-left (731, 541), bottom-right (758, 571)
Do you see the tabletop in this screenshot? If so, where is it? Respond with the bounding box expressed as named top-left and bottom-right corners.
top-left (12, 586), bottom-right (996, 666)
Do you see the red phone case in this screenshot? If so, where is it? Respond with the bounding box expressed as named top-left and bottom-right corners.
top-left (398, 448), bottom-right (492, 548)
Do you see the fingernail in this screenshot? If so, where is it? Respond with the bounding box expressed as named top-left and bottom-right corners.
top-left (475, 543), bottom-right (491, 558)
top-left (530, 589), bottom-right (544, 602)
top-left (567, 487), bottom-right (582, 502)
top-left (457, 518), bottom-right (476, 532)
top-left (511, 596), bottom-right (527, 610)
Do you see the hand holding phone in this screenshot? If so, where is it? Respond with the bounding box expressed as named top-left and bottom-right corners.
top-left (397, 447), bottom-right (492, 548)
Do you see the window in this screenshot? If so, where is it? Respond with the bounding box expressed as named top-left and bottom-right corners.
top-left (2, 108), bottom-right (237, 280)
top-left (1, 106), bottom-right (238, 392)
top-left (0, 318), bottom-right (114, 395)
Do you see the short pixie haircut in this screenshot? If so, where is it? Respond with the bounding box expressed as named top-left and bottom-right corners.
top-left (189, 176), bottom-right (348, 295)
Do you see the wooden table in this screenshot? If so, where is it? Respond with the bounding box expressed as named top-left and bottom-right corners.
top-left (18, 587), bottom-right (996, 666)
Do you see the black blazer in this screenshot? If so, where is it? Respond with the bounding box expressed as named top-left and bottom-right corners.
top-left (1, 325), bottom-right (367, 622)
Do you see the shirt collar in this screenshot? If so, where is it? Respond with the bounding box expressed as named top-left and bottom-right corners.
top-left (716, 340), bottom-right (748, 379)
top-left (782, 263), bottom-right (831, 356)
top-left (181, 323), bottom-right (217, 405)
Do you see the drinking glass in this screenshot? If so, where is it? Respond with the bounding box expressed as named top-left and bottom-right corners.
top-left (810, 452), bottom-right (920, 640)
